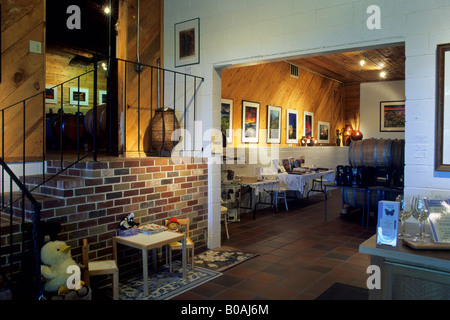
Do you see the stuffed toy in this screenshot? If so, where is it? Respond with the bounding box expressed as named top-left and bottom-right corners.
top-left (40, 241), bottom-right (83, 295)
top-left (166, 217), bottom-right (181, 245)
top-left (166, 216), bottom-right (180, 232)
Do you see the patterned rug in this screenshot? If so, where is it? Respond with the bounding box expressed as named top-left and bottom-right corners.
top-left (118, 261), bottom-right (221, 300)
top-left (194, 247), bottom-right (260, 272)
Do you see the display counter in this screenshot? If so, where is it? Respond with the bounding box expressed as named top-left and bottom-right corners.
top-left (359, 232), bottom-right (450, 300)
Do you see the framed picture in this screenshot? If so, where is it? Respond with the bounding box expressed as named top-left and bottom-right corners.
top-left (221, 98), bottom-right (233, 144)
top-left (303, 111), bottom-right (314, 139)
top-left (286, 109), bottom-right (298, 144)
top-left (317, 121), bottom-right (330, 144)
top-left (175, 18), bottom-right (200, 67)
top-left (69, 87), bottom-right (89, 106)
top-left (45, 85), bottom-right (58, 104)
top-left (242, 100), bottom-right (260, 143)
top-left (436, 43), bottom-right (450, 171)
top-left (380, 100), bottom-right (405, 132)
top-left (99, 90), bottom-right (107, 105)
top-left (267, 105), bottom-right (282, 144)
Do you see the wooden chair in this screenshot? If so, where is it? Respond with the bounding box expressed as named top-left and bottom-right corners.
top-left (221, 206), bottom-right (230, 239)
top-left (82, 238), bottom-right (119, 300)
top-left (165, 218), bottom-right (195, 272)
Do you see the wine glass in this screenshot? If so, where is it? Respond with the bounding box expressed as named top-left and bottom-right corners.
top-left (411, 196), bottom-right (430, 242)
top-left (396, 195), bottom-right (411, 240)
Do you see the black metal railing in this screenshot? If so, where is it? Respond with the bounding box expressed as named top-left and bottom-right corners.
top-left (117, 58), bottom-right (204, 156)
top-left (0, 157), bottom-right (42, 300)
top-left (0, 56), bottom-right (203, 299)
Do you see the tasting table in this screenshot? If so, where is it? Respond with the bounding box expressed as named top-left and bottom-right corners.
top-left (113, 231), bottom-right (186, 296)
top-left (236, 180), bottom-right (280, 219)
top-left (276, 169), bottom-right (335, 196)
top-left (360, 228), bottom-right (450, 300)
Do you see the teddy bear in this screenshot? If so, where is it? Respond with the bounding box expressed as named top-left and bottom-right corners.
top-left (40, 241), bottom-right (83, 295)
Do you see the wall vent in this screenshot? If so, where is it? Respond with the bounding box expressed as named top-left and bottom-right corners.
top-left (290, 64), bottom-right (299, 79)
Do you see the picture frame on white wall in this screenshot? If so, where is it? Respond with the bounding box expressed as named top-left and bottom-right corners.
top-left (175, 18), bottom-right (200, 67)
top-left (286, 109), bottom-right (298, 144)
top-left (436, 43), bottom-right (450, 171)
top-left (317, 121), bottom-right (330, 144)
top-left (380, 100), bottom-right (405, 132)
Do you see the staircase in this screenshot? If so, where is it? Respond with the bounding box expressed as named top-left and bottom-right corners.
top-left (0, 57), bottom-right (204, 300)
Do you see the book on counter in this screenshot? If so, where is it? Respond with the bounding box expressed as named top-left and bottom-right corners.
top-left (426, 198), bottom-right (450, 243)
top-left (139, 223), bottom-right (166, 235)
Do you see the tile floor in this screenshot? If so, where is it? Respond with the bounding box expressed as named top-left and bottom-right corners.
top-left (173, 189), bottom-right (376, 300)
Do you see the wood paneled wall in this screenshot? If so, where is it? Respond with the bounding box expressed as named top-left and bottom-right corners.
top-left (45, 48), bottom-right (107, 115)
top-left (222, 62), bottom-right (345, 148)
top-left (0, 0), bottom-right (46, 161)
top-left (344, 83), bottom-right (360, 131)
top-left (117, 0), bottom-right (163, 156)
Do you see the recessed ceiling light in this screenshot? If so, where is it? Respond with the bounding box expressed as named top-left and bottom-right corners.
top-left (360, 59), bottom-right (366, 67)
top-left (380, 71), bottom-right (387, 78)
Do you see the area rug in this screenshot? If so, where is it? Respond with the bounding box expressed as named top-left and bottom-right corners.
top-left (316, 282), bottom-right (369, 300)
top-left (118, 261), bottom-right (221, 300)
top-left (194, 246), bottom-right (260, 272)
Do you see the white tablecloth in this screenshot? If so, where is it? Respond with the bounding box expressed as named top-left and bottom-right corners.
top-left (237, 180), bottom-right (280, 194)
top-left (275, 170), bottom-right (335, 195)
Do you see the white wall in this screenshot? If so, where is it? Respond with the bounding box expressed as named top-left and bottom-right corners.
top-left (164, 0), bottom-right (450, 249)
top-left (360, 80), bottom-right (405, 140)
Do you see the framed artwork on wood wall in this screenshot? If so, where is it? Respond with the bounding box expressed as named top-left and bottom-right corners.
top-left (99, 90), bottom-right (107, 105)
top-left (436, 43), bottom-right (450, 171)
top-left (221, 98), bottom-right (233, 144)
top-left (242, 100), bottom-right (260, 143)
top-left (267, 105), bottom-right (282, 144)
top-left (303, 111), bottom-right (314, 139)
top-left (380, 100), bottom-right (405, 132)
top-left (45, 85), bottom-right (58, 104)
top-left (318, 121), bottom-right (330, 144)
top-left (286, 109), bottom-right (298, 144)
top-left (175, 18), bottom-right (200, 67)
top-left (69, 87), bottom-right (89, 106)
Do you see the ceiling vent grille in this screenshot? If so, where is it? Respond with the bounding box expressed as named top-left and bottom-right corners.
top-left (290, 64), bottom-right (299, 79)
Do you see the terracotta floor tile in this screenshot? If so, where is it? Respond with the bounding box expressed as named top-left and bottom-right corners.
top-left (190, 282), bottom-right (226, 298)
top-left (173, 190), bottom-right (376, 301)
top-left (232, 279), bottom-right (271, 295)
top-left (250, 271), bottom-right (284, 285)
top-left (258, 286), bottom-right (298, 300)
top-left (212, 288), bottom-right (254, 300)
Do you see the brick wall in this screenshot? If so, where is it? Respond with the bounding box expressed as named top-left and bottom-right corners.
top-left (39, 156), bottom-right (208, 278)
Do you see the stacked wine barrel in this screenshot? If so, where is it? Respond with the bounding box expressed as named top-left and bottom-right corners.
top-left (348, 138), bottom-right (405, 169)
top-left (46, 105), bottom-right (107, 150)
top-left (46, 113), bottom-right (86, 149)
top-left (339, 138), bottom-right (405, 210)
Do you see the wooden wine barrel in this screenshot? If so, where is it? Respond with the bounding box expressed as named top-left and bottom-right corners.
top-left (46, 114), bottom-right (85, 143)
top-left (391, 139), bottom-right (405, 169)
top-left (150, 107), bottom-right (180, 151)
top-left (349, 138), bottom-right (405, 169)
top-left (83, 104), bottom-right (107, 139)
top-left (349, 138), bottom-right (395, 168)
top-left (342, 188), bottom-right (378, 210)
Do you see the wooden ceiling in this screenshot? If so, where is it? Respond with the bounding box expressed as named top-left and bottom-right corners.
top-left (286, 45), bottom-right (405, 85)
